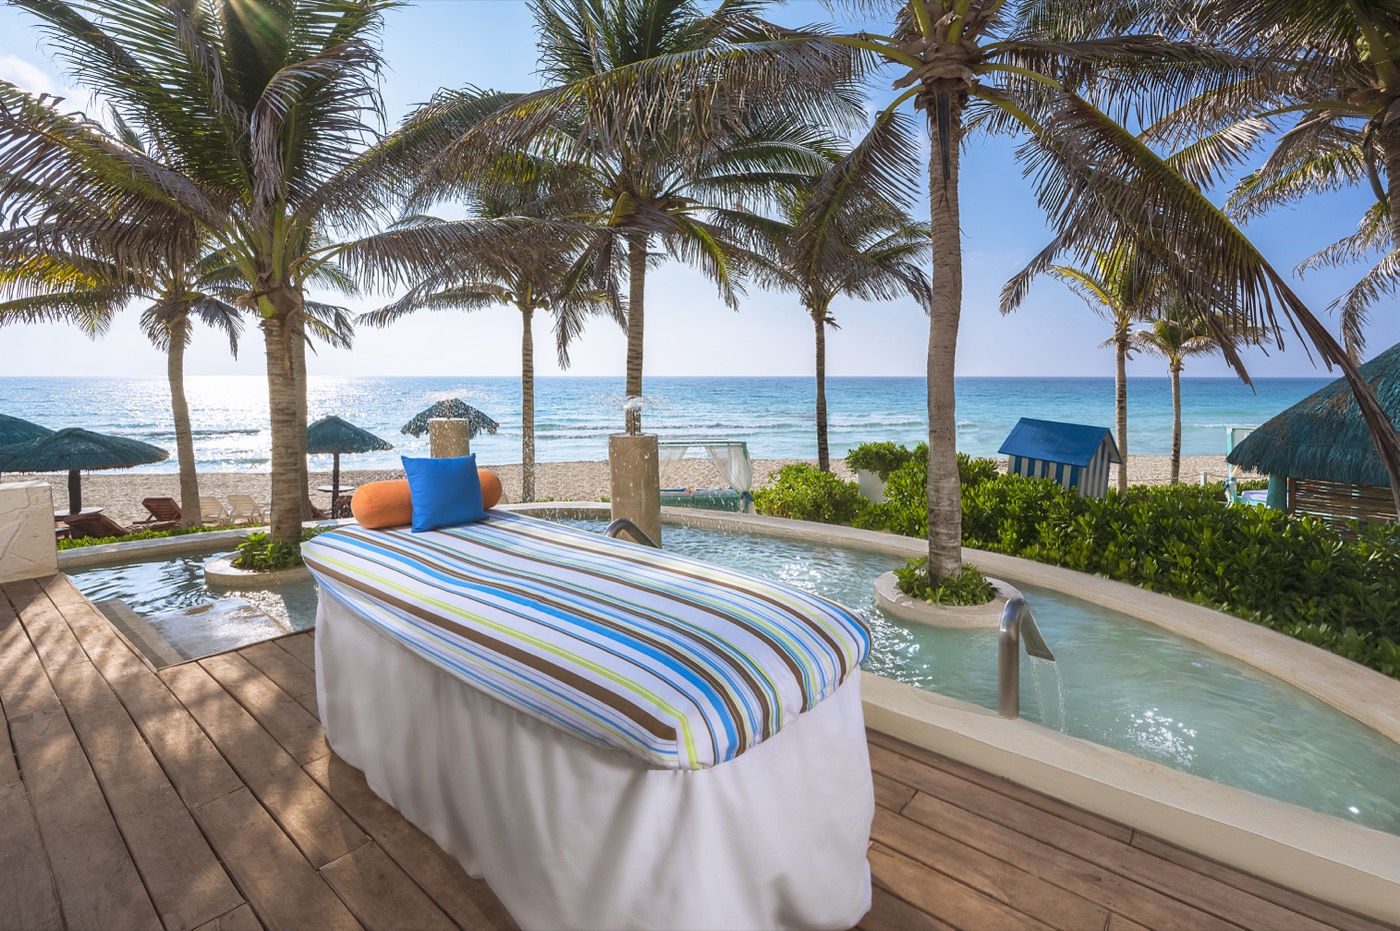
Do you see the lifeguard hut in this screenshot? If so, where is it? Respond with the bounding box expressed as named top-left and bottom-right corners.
top-left (999, 418), bottom-right (1121, 498)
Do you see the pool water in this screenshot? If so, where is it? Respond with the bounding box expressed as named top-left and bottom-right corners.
top-left (69, 520), bottom-right (1400, 836)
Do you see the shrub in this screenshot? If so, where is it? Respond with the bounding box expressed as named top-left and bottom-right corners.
top-left (753, 464), bottom-right (866, 525)
top-left (57, 524), bottom-right (228, 550)
top-left (230, 527), bottom-right (327, 572)
top-left (846, 441), bottom-right (921, 479)
top-left (894, 558), bottom-right (995, 606)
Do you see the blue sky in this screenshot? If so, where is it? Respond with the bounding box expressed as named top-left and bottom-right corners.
top-left (0, 0), bottom-right (1392, 381)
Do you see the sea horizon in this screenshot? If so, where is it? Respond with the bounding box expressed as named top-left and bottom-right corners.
top-left (2, 373), bottom-right (1332, 472)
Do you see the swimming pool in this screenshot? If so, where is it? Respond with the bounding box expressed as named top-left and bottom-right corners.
top-left (68, 518), bottom-right (1400, 836)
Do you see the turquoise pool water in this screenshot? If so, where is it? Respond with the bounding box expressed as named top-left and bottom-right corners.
top-left (70, 520), bottom-right (1400, 836)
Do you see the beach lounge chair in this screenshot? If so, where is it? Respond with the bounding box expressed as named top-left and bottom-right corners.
top-left (135, 496), bottom-right (182, 531)
top-left (65, 512), bottom-right (138, 540)
top-left (226, 494), bottom-right (267, 527)
top-left (200, 496), bottom-right (232, 527)
top-left (332, 493), bottom-right (353, 519)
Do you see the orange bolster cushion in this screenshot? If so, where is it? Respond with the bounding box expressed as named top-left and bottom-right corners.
top-left (351, 469), bottom-right (502, 530)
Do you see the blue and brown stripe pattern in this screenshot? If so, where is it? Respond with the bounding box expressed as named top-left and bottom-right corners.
top-left (302, 512), bottom-right (870, 770)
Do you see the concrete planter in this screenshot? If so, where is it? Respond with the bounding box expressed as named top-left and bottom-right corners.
top-left (204, 554), bottom-right (311, 589)
top-left (874, 570), bottom-right (1020, 628)
top-left (856, 469), bottom-right (887, 504)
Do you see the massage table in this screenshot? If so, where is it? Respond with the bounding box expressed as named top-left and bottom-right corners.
top-left (303, 512), bottom-right (874, 930)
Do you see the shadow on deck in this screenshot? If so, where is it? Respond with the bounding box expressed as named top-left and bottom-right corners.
top-left (0, 575), bottom-right (1387, 931)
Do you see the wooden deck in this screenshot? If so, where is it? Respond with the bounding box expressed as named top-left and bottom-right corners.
top-left (0, 574), bottom-right (1389, 931)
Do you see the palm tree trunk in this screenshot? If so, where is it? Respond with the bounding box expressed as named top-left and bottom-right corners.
top-left (624, 230), bottom-right (648, 435)
top-left (1169, 360), bottom-right (1182, 485)
top-left (813, 307), bottom-right (830, 472)
top-left (1114, 329), bottom-right (1129, 492)
top-left (1383, 126), bottom-right (1400, 254)
top-left (925, 98), bottom-right (965, 583)
top-left (166, 312), bottom-right (200, 528)
top-left (289, 311), bottom-right (314, 519)
top-left (262, 296), bottom-right (304, 545)
top-left (521, 303), bottom-right (536, 503)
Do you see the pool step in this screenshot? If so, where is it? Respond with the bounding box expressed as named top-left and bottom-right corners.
top-left (95, 598), bottom-right (187, 668)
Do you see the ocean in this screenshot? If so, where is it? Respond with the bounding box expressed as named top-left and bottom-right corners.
top-left (0, 374), bottom-right (1329, 473)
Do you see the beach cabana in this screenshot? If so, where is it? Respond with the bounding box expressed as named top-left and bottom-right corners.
top-left (0, 427), bottom-right (168, 514)
top-left (999, 418), bottom-right (1121, 498)
top-left (1228, 341), bottom-right (1400, 528)
top-left (0, 413), bottom-right (52, 447)
top-left (657, 439), bottom-right (754, 512)
top-left (400, 399), bottom-right (500, 438)
top-left (307, 415), bottom-right (393, 515)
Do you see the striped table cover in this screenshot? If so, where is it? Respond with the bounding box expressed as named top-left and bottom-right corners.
top-left (302, 513), bottom-right (870, 770)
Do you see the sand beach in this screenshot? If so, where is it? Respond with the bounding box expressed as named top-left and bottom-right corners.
top-left (34, 454), bottom-right (1248, 527)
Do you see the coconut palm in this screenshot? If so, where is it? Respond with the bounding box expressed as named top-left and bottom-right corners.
top-left (0, 241), bottom-right (243, 527)
top-left (1131, 305), bottom-right (1231, 485)
top-left (725, 116), bottom-right (931, 471)
top-left (416, 0), bottom-right (854, 436)
top-left (1004, 244), bottom-right (1158, 492)
top-left (357, 198), bottom-right (618, 503)
top-left (0, 0), bottom-right (409, 545)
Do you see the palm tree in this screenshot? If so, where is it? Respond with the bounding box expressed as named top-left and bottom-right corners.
top-left (0, 243), bottom-right (243, 527)
top-left (1004, 244), bottom-right (1157, 492)
top-left (727, 117), bottom-right (931, 471)
top-left (419, 0), bottom-right (852, 436)
top-left (1130, 306), bottom-right (1229, 485)
top-left (357, 204), bottom-right (617, 502)
top-left (1295, 198), bottom-right (1396, 362)
top-left (1, 0), bottom-right (407, 545)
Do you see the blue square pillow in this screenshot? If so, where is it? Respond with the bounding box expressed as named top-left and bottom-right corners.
top-left (402, 454), bottom-right (485, 533)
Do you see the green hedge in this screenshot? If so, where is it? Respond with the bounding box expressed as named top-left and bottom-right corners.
top-left (57, 524), bottom-right (229, 550)
top-left (752, 464), bottom-right (866, 524)
top-left (755, 442), bottom-right (1400, 678)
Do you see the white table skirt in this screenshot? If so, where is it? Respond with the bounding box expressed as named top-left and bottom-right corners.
top-left (316, 595), bottom-right (874, 931)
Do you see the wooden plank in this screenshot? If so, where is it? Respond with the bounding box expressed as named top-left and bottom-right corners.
top-left (295, 686), bottom-right (320, 720)
top-left (162, 662), bottom-right (367, 868)
top-left (192, 903), bottom-right (263, 931)
top-left (857, 884), bottom-right (954, 931)
top-left (319, 842), bottom-right (457, 931)
top-left (0, 779), bottom-right (62, 930)
top-left (305, 753), bottom-right (507, 931)
top-left (276, 632), bottom-right (316, 670)
top-left (48, 659), bottom-right (243, 930)
top-left (239, 640), bottom-right (317, 700)
top-left (868, 842), bottom-right (1052, 931)
top-left (6, 579), bottom-right (86, 671)
top-left (869, 744), bottom-right (1331, 931)
top-left (200, 651), bottom-right (328, 765)
top-left (0, 591), bottom-right (60, 719)
top-left (869, 730), bottom-right (1133, 842)
top-left (8, 704), bottom-right (160, 930)
top-left (1107, 914), bottom-right (1153, 931)
top-left (1130, 833), bottom-right (1392, 931)
top-left (39, 577), bottom-right (244, 809)
top-left (899, 790), bottom-right (1237, 930)
top-left (872, 771), bottom-right (916, 814)
top-left (872, 806), bottom-right (1110, 930)
top-left (192, 787), bottom-right (360, 931)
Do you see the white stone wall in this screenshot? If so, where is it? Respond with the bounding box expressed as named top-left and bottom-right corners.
top-left (0, 481), bottom-right (58, 583)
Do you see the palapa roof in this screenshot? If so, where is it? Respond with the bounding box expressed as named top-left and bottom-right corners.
top-left (400, 399), bottom-right (499, 438)
top-left (1228, 341), bottom-right (1400, 487)
top-left (0, 413), bottom-right (52, 447)
top-left (999, 418), bottom-right (1121, 467)
top-left (307, 415), bottom-right (394, 455)
top-left (0, 427), bottom-right (168, 472)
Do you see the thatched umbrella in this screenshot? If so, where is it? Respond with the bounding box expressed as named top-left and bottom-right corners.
top-left (1228, 341), bottom-right (1400, 488)
top-left (307, 415), bottom-right (393, 513)
top-left (0, 427), bottom-right (168, 514)
top-left (400, 399), bottom-right (500, 438)
top-left (0, 413), bottom-right (52, 447)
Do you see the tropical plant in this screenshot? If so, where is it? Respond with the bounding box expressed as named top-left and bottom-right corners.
top-left (0, 0), bottom-right (399, 547)
top-left (752, 463), bottom-right (866, 524)
top-left (0, 240), bottom-right (244, 527)
top-left (417, 0), bottom-right (855, 435)
top-left (1295, 198), bottom-right (1398, 360)
top-left (1004, 243), bottom-right (1158, 492)
top-left (727, 117), bottom-right (931, 471)
top-left (1131, 304), bottom-right (1231, 484)
top-left (357, 174), bottom-right (618, 502)
top-left (893, 558), bottom-right (995, 606)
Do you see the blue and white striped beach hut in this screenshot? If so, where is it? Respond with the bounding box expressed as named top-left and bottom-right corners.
top-left (998, 418), bottom-right (1121, 498)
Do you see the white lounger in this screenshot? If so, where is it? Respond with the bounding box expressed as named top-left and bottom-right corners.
top-left (304, 514), bottom-right (874, 930)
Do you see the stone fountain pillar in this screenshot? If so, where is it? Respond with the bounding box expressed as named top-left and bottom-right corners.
top-left (429, 418), bottom-right (470, 458)
top-left (0, 481), bottom-right (58, 583)
top-left (608, 433), bottom-right (661, 546)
